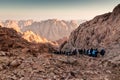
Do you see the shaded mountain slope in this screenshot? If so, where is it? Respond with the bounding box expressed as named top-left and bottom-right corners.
top-left (0, 27), bottom-right (55, 53)
top-left (61, 4), bottom-right (120, 49)
top-left (61, 4), bottom-right (120, 64)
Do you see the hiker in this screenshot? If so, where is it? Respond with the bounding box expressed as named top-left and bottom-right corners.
top-left (100, 49), bottom-right (105, 56)
top-left (63, 51), bottom-right (66, 54)
top-left (78, 49), bottom-right (83, 54)
top-left (85, 50), bottom-right (88, 55)
top-left (53, 51), bottom-right (59, 54)
top-left (90, 48), bottom-right (93, 55)
top-left (83, 49), bottom-right (87, 55)
top-left (87, 49), bottom-right (91, 56)
top-left (56, 51), bottom-right (60, 54)
top-left (91, 49), bottom-right (98, 57)
top-left (72, 49), bottom-right (77, 55)
top-left (76, 48), bottom-right (80, 56)
top-left (66, 51), bottom-right (72, 56)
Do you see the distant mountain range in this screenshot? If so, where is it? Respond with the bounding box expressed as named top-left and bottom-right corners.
top-left (21, 19), bottom-right (80, 41)
top-left (0, 19), bottom-right (85, 42)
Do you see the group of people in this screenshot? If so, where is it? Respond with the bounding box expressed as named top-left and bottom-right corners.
top-left (53, 48), bottom-right (105, 57)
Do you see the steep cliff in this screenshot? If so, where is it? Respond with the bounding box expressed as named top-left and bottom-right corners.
top-left (62, 4), bottom-right (120, 49)
top-left (61, 4), bottom-right (120, 64)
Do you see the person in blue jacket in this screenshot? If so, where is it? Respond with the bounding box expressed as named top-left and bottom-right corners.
top-left (91, 49), bottom-right (98, 57)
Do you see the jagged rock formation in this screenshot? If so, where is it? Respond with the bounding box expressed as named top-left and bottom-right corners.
top-left (22, 31), bottom-right (48, 43)
top-left (22, 19), bottom-right (79, 41)
top-left (61, 4), bottom-right (120, 64)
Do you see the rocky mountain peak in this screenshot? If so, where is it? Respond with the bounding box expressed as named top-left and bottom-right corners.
top-left (61, 4), bottom-right (120, 65)
top-left (112, 4), bottom-right (120, 15)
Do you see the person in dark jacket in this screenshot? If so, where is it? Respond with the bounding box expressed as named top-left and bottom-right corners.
top-left (100, 49), bottom-right (105, 56)
top-left (72, 49), bottom-right (77, 55)
top-left (53, 51), bottom-right (60, 54)
top-left (66, 51), bottom-right (72, 56)
top-left (78, 49), bottom-right (83, 54)
top-left (87, 49), bottom-right (91, 56)
top-left (83, 49), bottom-right (87, 55)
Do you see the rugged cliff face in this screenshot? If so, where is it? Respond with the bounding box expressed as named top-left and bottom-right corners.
top-left (61, 4), bottom-right (120, 63)
top-left (62, 4), bottom-right (120, 49)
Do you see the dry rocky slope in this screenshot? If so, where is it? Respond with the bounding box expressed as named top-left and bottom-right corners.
top-left (0, 5), bottom-right (120, 80)
top-left (59, 4), bottom-right (120, 79)
top-left (0, 26), bottom-right (119, 79)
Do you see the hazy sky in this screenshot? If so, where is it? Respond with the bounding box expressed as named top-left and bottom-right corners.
top-left (0, 0), bottom-right (119, 21)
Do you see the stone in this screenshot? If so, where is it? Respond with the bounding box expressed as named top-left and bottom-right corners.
top-left (10, 59), bottom-right (22, 67)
